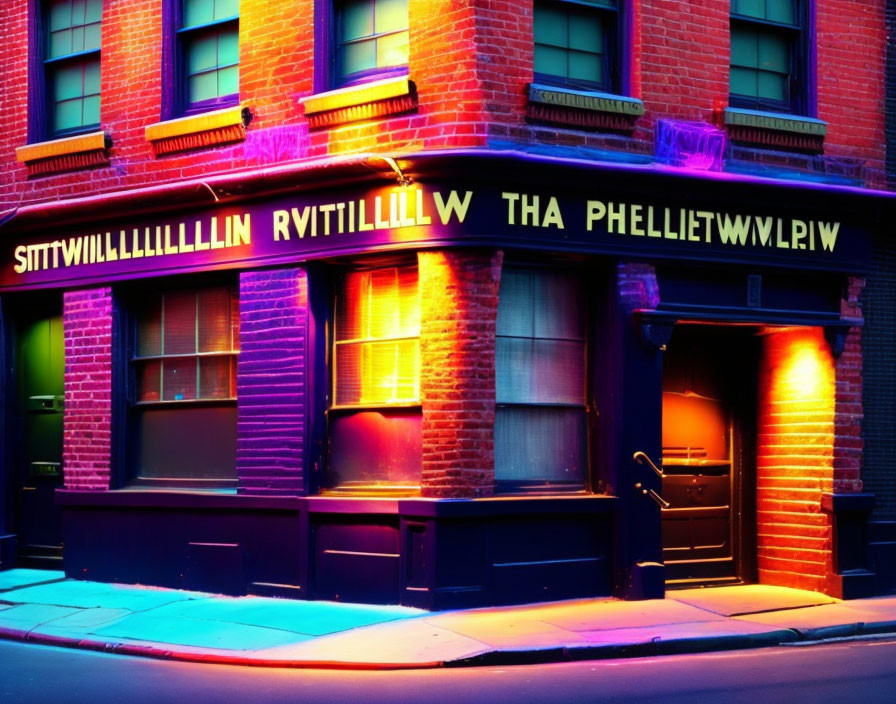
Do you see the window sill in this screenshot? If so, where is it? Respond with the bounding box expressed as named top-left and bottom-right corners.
top-left (145, 104), bottom-right (250, 156)
top-left (15, 130), bottom-right (110, 177)
top-left (526, 83), bottom-right (644, 131)
top-left (300, 75), bottom-right (417, 129)
top-left (722, 107), bottom-right (826, 153)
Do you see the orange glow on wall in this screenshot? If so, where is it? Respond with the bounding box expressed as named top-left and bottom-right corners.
top-left (757, 326), bottom-right (836, 594)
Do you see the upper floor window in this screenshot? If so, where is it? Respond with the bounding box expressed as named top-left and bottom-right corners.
top-left (328, 266), bottom-right (421, 491)
top-left (730, 0), bottom-right (805, 113)
top-left (45, 0), bottom-right (102, 136)
top-left (178, 0), bottom-right (239, 112)
top-left (534, 0), bottom-right (619, 93)
top-left (334, 0), bottom-right (408, 86)
top-left (495, 268), bottom-right (587, 490)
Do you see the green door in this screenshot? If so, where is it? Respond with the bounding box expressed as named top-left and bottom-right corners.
top-left (16, 306), bottom-right (65, 565)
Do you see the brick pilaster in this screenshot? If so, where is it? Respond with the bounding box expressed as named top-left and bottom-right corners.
top-left (63, 288), bottom-right (113, 491)
top-left (756, 326), bottom-right (835, 593)
top-left (236, 268), bottom-right (308, 496)
top-left (418, 249), bottom-right (503, 498)
top-left (834, 277), bottom-right (865, 493)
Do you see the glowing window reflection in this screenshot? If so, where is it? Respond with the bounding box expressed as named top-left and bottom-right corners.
top-left (334, 267), bottom-right (420, 405)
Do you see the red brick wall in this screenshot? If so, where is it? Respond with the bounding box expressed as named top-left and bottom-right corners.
top-left (63, 288), bottom-right (113, 491)
top-left (834, 277), bottom-right (865, 493)
top-left (0, 1), bottom-right (890, 209)
top-left (817, 1), bottom-right (888, 186)
top-left (419, 249), bottom-right (503, 497)
top-left (236, 268), bottom-right (309, 496)
top-left (756, 326), bottom-right (836, 594)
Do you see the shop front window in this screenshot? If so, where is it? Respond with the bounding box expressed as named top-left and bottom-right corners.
top-left (328, 266), bottom-right (421, 491)
top-left (129, 284), bottom-right (239, 484)
top-left (495, 268), bottom-right (587, 489)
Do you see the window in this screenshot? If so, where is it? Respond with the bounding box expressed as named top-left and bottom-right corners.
top-left (129, 284), bottom-right (239, 484)
top-left (328, 266), bottom-right (421, 490)
top-left (44, 0), bottom-right (102, 137)
top-left (177, 0), bottom-right (239, 112)
top-left (730, 0), bottom-right (805, 113)
top-left (334, 0), bottom-right (408, 86)
top-left (534, 0), bottom-right (619, 92)
top-left (495, 269), bottom-right (587, 489)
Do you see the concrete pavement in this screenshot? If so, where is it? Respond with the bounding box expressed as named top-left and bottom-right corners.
top-left (1, 568), bottom-right (896, 669)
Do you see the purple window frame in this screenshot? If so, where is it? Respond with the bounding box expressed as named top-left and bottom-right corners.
top-left (314, 0), bottom-right (408, 91)
top-left (161, 0), bottom-right (239, 120)
top-left (28, 0), bottom-right (102, 143)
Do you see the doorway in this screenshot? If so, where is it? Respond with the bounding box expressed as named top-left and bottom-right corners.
top-left (661, 325), bottom-right (757, 586)
top-left (13, 300), bottom-right (65, 566)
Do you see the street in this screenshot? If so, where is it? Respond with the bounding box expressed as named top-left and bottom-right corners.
top-left (2, 636), bottom-right (896, 703)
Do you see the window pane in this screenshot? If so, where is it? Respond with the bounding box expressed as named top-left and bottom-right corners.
top-left (136, 406), bottom-right (236, 480)
top-left (136, 300), bottom-right (162, 357)
top-left (534, 272), bottom-right (583, 340)
top-left (766, 0), bottom-right (794, 25)
top-left (55, 99), bottom-right (83, 132)
top-left (342, 40), bottom-right (376, 77)
top-left (217, 65), bottom-right (239, 96)
top-left (342, 0), bottom-right (373, 41)
top-left (534, 5), bottom-right (567, 47)
top-left (163, 291), bottom-right (196, 355)
top-left (72, 0), bottom-right (86, 24)
top-left (496, 338), bottom-right (583, 404)
top-left (495, 407), bottom-right (586, 484)
top-left (328, 409), bottom-right (421, 487)
top-left (569, 13), bottom-right (603, 53)
top-left (84, 22), bottom-right (101, 51)
top-left (50, 0), bottom-right (71, 32)
top-left (214, 0), bottom-right (240, 19)
top-left (497, 269), bottom-right (535, 337)
top-left (189, 71), bottom-right (218, 103)
top-left (569, 51), bottom-right (602, 84)
top-left (137, 360), bottom-right (162, 402)
top-left (336, 340), bottom-right (419, 405)
top-left (199, 356), bottom-right (234, 399)
top-left (86, 0), bottom-right (102, 23)
top-left (375, 0), bottom-right (407, 34)
top-left (376, 30), bottom-right (408, 68)
top-left (184, 0), bottom-right (214, 27)
top-left (163, 358), bottom-right (197, 401)
top-left (759, 33), bottom-right (788, 72)
top-left (758, 70), bottom-right (787, 101)
top-left (84, 59), bottom-right (101, 93)
top-left (82, 95), bottom-right (100, 125)
top-left (49, 29), bottom-right (72, 59)
top-left (218, 28), bottom-right (239, 65)
top-left (197, 287), bottom-right (234, 352)
top-left (730, 66), bottom-right (758, 97)
top-left (188, 34), bottom-right (218, 73)
top-left (730, 27), bottom-right (758, 68)
top-left (732, 0), bottom-right (763, 19)
top-left (54, 63), bottom-right (84, 101)
top-left (71, 25), bottom-right (85, 52)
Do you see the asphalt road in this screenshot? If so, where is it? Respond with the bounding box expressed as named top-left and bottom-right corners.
top-left (2, 636), bottom-right (896, 703)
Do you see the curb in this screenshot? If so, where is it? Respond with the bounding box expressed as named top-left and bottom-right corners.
top-left (1, 620), bottom-right (895, 671)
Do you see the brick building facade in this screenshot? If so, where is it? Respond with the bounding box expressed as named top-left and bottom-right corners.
top-left (0, 0), bottom-right (892, 607)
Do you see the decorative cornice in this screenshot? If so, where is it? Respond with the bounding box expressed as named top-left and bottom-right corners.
top-left (16, 131), bottom-right (110, 177)
top-left (300, 76), bottom-right (417, 129)
top-left (526, 84), bottom-right (643, 131)
top-left (145, 105), bottom-right (250, 156)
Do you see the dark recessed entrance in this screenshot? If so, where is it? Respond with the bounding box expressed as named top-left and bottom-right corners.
top-left (661, 325), bottom-right (757, 586)
top-left (13, 300), bottom-right (65, 567)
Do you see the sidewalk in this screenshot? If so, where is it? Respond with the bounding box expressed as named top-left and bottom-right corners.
top-left (2, 568), bottom-right (896, 669)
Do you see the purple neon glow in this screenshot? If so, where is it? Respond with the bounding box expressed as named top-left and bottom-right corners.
top-left (655, 120), bottom-right (726, 172)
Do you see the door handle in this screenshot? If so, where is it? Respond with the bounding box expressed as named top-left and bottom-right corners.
top-left (634, 451), bottom-right (664, 477)
top-left (634, 482), bottom-right (671, 509)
